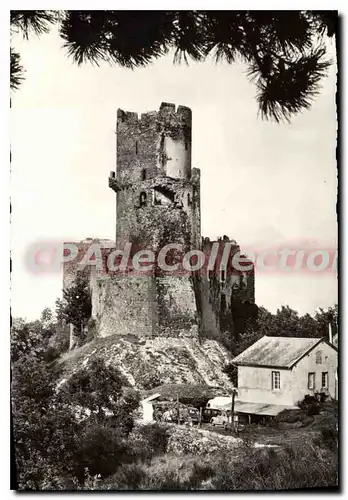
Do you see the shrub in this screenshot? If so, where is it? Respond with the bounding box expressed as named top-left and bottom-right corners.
top-left (222, 363), bottom-right (238, 387)
top-left (128, 423), bottom-right (169, 462)
top-left (42, 345), bottom-right (60, 362)
top-left (298, 395), bottom-right (320, 416)
top-left (101, 463), bottom-right (147, 490)
top-left (207, 444), bottom-right (338, 490)
top-left (137, 423), bottom-right (169, 455)
top-left (133, 455), bottom-right (215, 491)
top-left (318, 426), bottom-right (338, 452)
top-left (72, 423), bottom-right (130, 483)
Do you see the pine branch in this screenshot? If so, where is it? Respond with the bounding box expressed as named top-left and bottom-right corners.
top-left (10, 49), bottom-right (25, 91)
top-left (10, 10), bottom-right (57, 39)
top-left (248, 47), bottom-right (332, 122)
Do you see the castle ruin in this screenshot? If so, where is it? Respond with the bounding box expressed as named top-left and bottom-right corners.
top-left (64, 103), bottom-right (255, 346)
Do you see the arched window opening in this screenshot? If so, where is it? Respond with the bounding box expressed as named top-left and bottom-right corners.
top-left (139, 192), bottom-right (147, 207)
top-left (141, 169), bottom-right (147, 180)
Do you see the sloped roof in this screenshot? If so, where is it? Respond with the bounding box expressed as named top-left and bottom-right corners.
top-left (141, 393), bottom-right (161, 404)
top-left (219, 401), bottom-right (299, 416)
top-left (232, 336), bottom-right (327, 369)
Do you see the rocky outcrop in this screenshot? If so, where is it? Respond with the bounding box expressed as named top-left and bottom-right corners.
top-left (58, 334), bottom-right (233, 390)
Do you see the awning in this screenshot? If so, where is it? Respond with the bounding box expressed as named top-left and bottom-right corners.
top-left (219, 401), bottom-right (298, 416)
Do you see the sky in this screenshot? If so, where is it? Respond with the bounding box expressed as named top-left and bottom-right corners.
top-left (10, 25), bottom-right (338, 321)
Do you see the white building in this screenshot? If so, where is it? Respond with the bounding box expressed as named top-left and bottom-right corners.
top-left (232, 336), bottom-right (338, 407)
top-left (141, 393), bottom-right (161, 422)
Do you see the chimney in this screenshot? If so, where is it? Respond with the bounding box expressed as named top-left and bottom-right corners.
top-left (329, 321), bottom-right (333, 344)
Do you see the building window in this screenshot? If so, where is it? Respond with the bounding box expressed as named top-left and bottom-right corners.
top-left (221, 270), bottom-right (225, 283)
top-left (322, 372), bottom-right (328, 389)
top-left (308, 372), bottom-right (316, 390)
top-left (272, 371), bottom-right (280, 390)
top-left (187, 193), bottom-right (192, 205)
top-left (141, 169), bottom-right (147, 180)
top-left (139, 192), bottom-right (147, 207)
top-left (135, 140), bottom-right (138, 155)
top-left (316, 351), bottom-right (322, 364)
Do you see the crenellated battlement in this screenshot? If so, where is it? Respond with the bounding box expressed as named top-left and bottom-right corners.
top-left (117, 102), bottom-right (192, 126)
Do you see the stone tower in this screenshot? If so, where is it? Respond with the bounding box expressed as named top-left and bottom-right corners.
top-left (94, 103), bottom-right (201, 339)
top-left (109, 102), bottom-right (201, 253)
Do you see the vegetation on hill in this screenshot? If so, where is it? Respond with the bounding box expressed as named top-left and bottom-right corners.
top-left (11, 321), bottom-right (140, 490)
top-left (11, 303), bottom-right (338, 490)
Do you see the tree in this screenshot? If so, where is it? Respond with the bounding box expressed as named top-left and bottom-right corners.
top-left (40, 307), bottom-right (53, 326)
top-left (222, 363), bottom-right (238, 387)
top-left (11, 317), bottom-right (54, 363)
top-left (57, 357), bottom-right (140, 483)
top-left (231, 303), bottom-right (338, 356)
top-left (57, 274), bottom-right (92, 343)
top-left (11, 333), bottom-right (140, 488)
top-left (10, 10), bottom-right (337, 122)
top-left (11, 348), bottom-right (80, 489)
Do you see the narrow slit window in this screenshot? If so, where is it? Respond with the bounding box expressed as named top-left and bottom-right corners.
top-left (141, 169), bottom-right (147, 180)
top-left (135, 141), bottom-right (138, 155)
top-left (139, 192), bottom-right (147, 207)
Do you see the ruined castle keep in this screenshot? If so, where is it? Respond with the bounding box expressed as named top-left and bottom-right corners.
top-left (64, 103), bottom-right (255, 343)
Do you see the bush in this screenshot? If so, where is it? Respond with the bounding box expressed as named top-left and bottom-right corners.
top-left (42, 345), bottom-right (60, 362)
top-left (222, 363), bottom-right (238, 387)
top-left (101, 463), bottom-right (147, 490)
top-left (128, 423), bottom-right (169, 462)
top-left (137, 424), bottom-right (169, 455)
top-left (99, 441), bottom-right (338, 491)
top-left (318, 426), bottom-right (338, 452)
top-left (72, 423), bottom-right (130, 483)
top-left (298, 395), bottom-right (320, 416)
top-left (207, 444), bottom-right (338, 490)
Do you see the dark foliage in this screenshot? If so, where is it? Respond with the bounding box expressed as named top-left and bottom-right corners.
top-left (298, 395), bottom-right (321, 416)
top-left (56, 273), bottom-right (92, 344)
top-left (11, 333), bottom-right (140, 489)
top-left (10, 49), bottom-right (25, 90)
top-left (136, 424), bottom-right (169, 456)
top-left (231, 303), bottom-right (338, 356)
top-left (72, 423), bottom-right (129, 483)
top-left (11, 10), bottom-right (58, 38)
top-left (11, 10), bottom-right (337, 122)
top-left (11, 355), bottom-right (80, 489)
top-left (222, 363), bottom-right (238, 387)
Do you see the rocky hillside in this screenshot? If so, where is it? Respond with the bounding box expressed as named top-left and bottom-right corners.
top-left (58, 334), bottom-right (233, 390)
